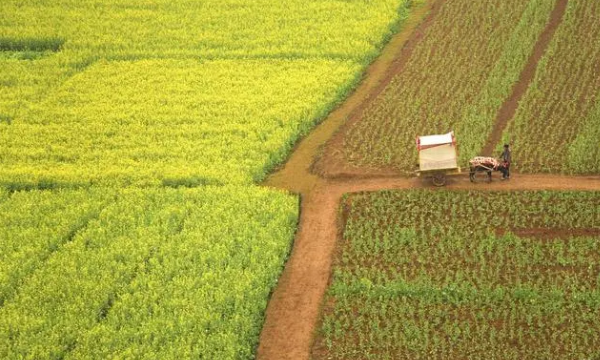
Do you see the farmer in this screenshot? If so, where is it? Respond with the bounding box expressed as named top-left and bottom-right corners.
top-left (500, 144), bottom-right (511, 179)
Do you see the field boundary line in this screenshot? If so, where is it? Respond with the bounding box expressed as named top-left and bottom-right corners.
top-left (481, 0), bottom-right (569, 156)
top-left (0, 204), bottom-right (108, 310)
top-left (263, 0), bottom-right (442, 195)
top-left (257, 1), bottom-right (442, 359)
top-left (327, 173), bottom-right (600, 193)
top-left (311, 0), bottom-right (446, 178)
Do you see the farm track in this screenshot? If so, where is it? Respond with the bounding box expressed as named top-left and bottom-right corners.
top-left (481, 0), bottom-right (569, 156)
top-left (310, 0), bottom-right (446, 179)
top-left (257, 0), bottom-right (598, 359)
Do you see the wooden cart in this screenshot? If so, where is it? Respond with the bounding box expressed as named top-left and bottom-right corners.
top-left (415, 131), bottom-right (461, 186)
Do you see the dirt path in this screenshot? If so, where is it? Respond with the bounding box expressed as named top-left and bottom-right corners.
top-left (263, 0), bottom-right (443, 194)
top-left (310, 0), bottom-right (446, 179)
top-left (256, 0), bottom-right (598, 359)
top-left (258, 173), bottom-right (599, 360)
top-left (481, 0), bottom-right (569, 156)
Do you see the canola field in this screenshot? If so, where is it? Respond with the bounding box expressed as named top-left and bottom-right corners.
top-left (0, 0), bottom-right (414, 358)
top-left (0, 0), bottom-right (412, 189)
top-left (0, 186), bottom-right (297, 359)
top-left (0, 59), bottom-right (360, 187)
top-left (315, 190), bottom-right (600, 360)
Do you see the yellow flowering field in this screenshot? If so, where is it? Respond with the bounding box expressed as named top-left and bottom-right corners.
top-left (0, 186), bottom-right (298, 359)
top-left (0, 0), bottom-right (413, 358)
top-left (0, 0), bottom-right (408, 62)
top-left (0, 59), bottom-right (361, 188)
top-left (0, 0), bottom-right (412, 187)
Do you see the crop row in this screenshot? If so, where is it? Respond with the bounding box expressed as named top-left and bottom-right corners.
top-left (314, 190), bottom-right (600, 359)
top-left (319, 0), bottom-right (555, 173)
top-left (502, 0), bottom-right (600, 174)
top-left (320, 284), bottom-right (600, 360)
top-left (0, 56), bottom-right (71, 123)
top-left (0, 186), bottom-right (297, 359)
top-left (0, 188), bottom-right (112, 307)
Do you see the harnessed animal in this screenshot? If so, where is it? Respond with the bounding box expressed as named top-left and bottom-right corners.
top-left (469, 156), bottom-right (507, 182)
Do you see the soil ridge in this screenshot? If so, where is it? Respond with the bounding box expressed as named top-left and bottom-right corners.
top-left (481, 0), bottom-right (569, 156)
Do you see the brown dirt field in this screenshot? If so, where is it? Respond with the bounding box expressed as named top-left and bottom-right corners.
top-left (257, 0), bottom-right (599, 359)
top-left (481, 0), bottom-right (569, 156)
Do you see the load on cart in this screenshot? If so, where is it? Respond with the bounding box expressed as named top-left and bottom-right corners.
top-left (415, 131), bottom-right (461, 186)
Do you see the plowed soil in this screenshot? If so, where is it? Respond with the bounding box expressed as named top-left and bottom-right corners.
top-left (257, 0), bottom-right (599, 359)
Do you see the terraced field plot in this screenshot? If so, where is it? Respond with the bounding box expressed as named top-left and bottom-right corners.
top-left (502, 0), bottom-right (600, 174)
top-left (0, 186), bottom-right (297, 359)
top-left (315, 190), bottom-right (600, 359)
top-left (0, 58), bottom-right (361, 188)
top-left (0, 0), bottom-right (409, 62)
top-left (316, 0), bottom-right (562, 175)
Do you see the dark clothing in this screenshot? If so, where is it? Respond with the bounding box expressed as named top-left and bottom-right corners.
top-left (501, 148), bottom-right (511, 178)
top-left (500, 164), bottom-right (509, 179)
top-left (501, 148), bottom-right (511, 163)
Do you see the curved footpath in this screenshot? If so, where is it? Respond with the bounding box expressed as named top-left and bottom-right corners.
top-left (256, 0), bottom-right (598, 359)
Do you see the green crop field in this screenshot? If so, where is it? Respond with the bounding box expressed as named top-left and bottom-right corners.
top-left (315, 190), bottom-right (600, 359)
top-left (0, 0), bottom-right (415, 358)
top-left (325, 0), bottom-right (555, 173)
top-left (321, 0), bottom-right (600, 176)
top-left (501, 0), bottom-right (600, 174)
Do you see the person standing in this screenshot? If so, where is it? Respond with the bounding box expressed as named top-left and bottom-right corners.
top-left (501, 144), bottom-right (511, 179)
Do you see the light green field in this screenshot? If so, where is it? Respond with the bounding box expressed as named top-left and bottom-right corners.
top-left (316, 190), bottom-right (600, 360)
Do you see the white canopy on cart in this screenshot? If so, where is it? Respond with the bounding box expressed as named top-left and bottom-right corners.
top-left (417, 131), bottom-right (455, 149)
top-left (416, 131), bottom-right (458, 171)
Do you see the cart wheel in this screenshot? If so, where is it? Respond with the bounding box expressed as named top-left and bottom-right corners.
top-left (432, 173), bottom-right (446, 187)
